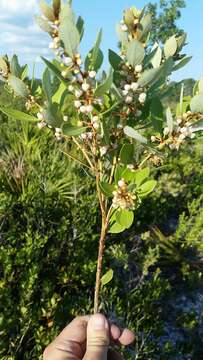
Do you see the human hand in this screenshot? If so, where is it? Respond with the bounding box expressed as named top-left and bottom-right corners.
top-left (43, 313), bottom-right (135, 360)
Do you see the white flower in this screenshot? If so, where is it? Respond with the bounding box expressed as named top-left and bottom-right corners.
top-left (92, 115), bottom-right (99, 123)
top-left (125, 96), bottom-right (133, 104)
top-left (131, 82), bottom-right (139, 92)
top-left (75, 89), bottom-right (83, 98)
top-left (64, 57), bottom-right (73, 66)
top-left (63, 116), bottom-right (68, 122)
top-left (37, 112), bottom-right (44, 121)
top-left (127, 164), bottom-right (135, 170)
top-left (89, 70), bottom-right (96, 78)
top-left (82, 83), bottom-right (90, 92)
top-left (100, 146), bottom-right (108, 157)
top-left (151, 136), bottom-right (157, 142)
top-left (135, 64), bottom-right (142, 73)
top-left (122, 90), bottom-right (129, 96)
top-left (121, 24), bottom-right (128, 32)
top-left (74, 100), bottom-right (82, 108)
top-left (87, 131), bottom-right (93, 139)
top-left (118, 179), bottom-right (125, 188)
top-left (177, 117), bottom-right (182, 125)
top-left (117, 124), bottom-right (123, 129)
top-left (80, 105), bottom-right (87, 113)
top-left (124, 84), bottom-right (131, 91)
top-left (80, 133), bottom-right (87, 140)
top-left (55, 128), bottom-right (62, 133)
top-left (37, 122), bottom-right (46, 129)
top-left (163, 127), bottom-right (170, 136)
top-left (68, 85), bottom-right (74, 92)
top-left (86, 104), bottom-right (93, 113)
top-left (139, 93), bottom-right (147, 104)
top-left (93, 122), bottom-right (100, 130)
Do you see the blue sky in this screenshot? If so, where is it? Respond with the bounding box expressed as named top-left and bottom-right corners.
top-left (0, 0), bottom-right (202, 82)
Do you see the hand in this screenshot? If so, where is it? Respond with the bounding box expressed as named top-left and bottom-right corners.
top-left (43, 313), bottom-right (135, 360)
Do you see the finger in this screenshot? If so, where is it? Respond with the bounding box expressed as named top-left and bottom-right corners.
top-left (83, 314), bottom-right (110, 360)
top-left (43, 315), bottom-right (90, 360)
top-left (118, 328), bottom-right (135, 346)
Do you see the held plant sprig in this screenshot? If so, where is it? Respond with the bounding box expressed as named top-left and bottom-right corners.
top-left (0, 0), bottom-right (203, 314)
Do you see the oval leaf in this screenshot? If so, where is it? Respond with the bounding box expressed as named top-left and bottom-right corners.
top-left (138, 180), bottom-right (157, 197)
top-left (8, 75), bottom-right (29, 98)
top-left (101, 269), bottom-right (114, 287)
top-left (116, 209), bottom-right (134, 229)
top-left (0, 107), bottom-right (38, 122)
top-left (124, 126), bottom-right (147, 144)
top-left (164, 36), bottom-right (177, 59)
top-left (190, 94), bottom-right (203, 113)
top-left (126, 40), bottom-right (145, 68)
top-left (62, 124), bottom-right (86, 136)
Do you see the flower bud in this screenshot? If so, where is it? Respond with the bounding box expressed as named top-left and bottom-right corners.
top-left (37, 112), bottom-right (44, 121)
top-left (86, 104), bottom-right (93, 113)
top-left (138, 93), bottom-right (147, 104)
top-left (82, 83), bottom-right (90, 92)
top-left (100, 146), bottom-right (108, 157)
top-left (125, 96), bottom-right (133, 104)
top-left (151, 135), bottom-right (157, 142)
top-left (64, 57), bottom-right (73, 66)
top-left (68, 85), bottom-right (74, 92)
top-left (124, 84), bottom-right (131, 91)
top-left (121, 24), bottom-right (128, 31)
top-left (135, 64), bottom-right (142, 73)
top-left (37, 122), bottom-right (46, 129)
top-left (118, 179), bottom-right (125, 188)
top-left (74, 100), bottom-right (82, 108)
top-left (75, 89), bottom-right (83, 98)
top-left (163, 127), bottom-right (170, 136)
top-left (63, 116), bottom-right (68, 122)
top-left (80, 105), bottom-right (87, 113)
top-left (131, 82), bottom-right (139, 92)
top-left (89, 70), bottom-right (96, 78)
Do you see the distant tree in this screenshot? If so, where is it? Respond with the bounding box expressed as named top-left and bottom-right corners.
top-left (146, 0), bottom-right (186, 44)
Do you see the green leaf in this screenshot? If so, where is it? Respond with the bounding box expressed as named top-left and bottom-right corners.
top-left (0, 57), bottom-right (8, 73)
top-left (85, 29), bottom-right (103, 72)
top-left (173, 56), bottom-right (192, 72)
top-left (62, 123), bottom-right (86, 136)
top-left (0, 107), bottom-right (38, 122)
top-left (109, 221), bottom-right (125, 234)
top-left (120, 144), bottom-right (134, 164)
top-left (164, 35), bottom-right (177, 59)
top-left (124, 126), bottom-right (147, 144)
top-left (45, 102), bottom-right (62, 127)
top-left (116, 209), bottom-right (134, 229)
top-left (108, 50), bottom-right (122, 70)
top-left (35, 15), bottom-right (53, 34)
top-left (198, 76), bottom-right (203, 93)
top-left (190, 119), bottom-right (203, 132)
top-left (76, 16), bottom-right (84, 41)
top-left (10, 55), bottom-right (21, 77)
top-left (138, 68), bottom-right (160, 87)
top-left (99, 182), bottom-right (114, 197)
top-left (151, 46), bottom-right (162, 69)
top-left (41, 57), bottom-right (66, 83)
top-left (59, 19), bottom-right (80, 57)
top-left (126, 40), bottom-right (145, 68)
top-left (115, 165), bottom-right (124, 183)
top-left (138, 180), bottom-right (157, 197)
top-left (42, 68), bottom-right (52, 102)
top-left (166, 107), bottom-right (173, 134)
top-left (138, 14), bottom-right (152, 41)
top-left (190, 94), bottom-right (203, 113)
top-left (8, 74), bottom-right (29, 98)
top-left (134, 167), bottom-right (150, 186)
top-left (39, 0), bottom-right (55, 21)
top-left (52, 82), bottom-right (67, 104)
top-left (150, 98), bottom-right (163, 132)
top-left (101, 269), bottom-right (114, 287)
top-left (116, 23), bottom-right (128, 48)
top-left (95, 68), bottom-right (113, 97)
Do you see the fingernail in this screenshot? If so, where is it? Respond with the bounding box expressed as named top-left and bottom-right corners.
top-left (88, 314), bottom-right (108, 330)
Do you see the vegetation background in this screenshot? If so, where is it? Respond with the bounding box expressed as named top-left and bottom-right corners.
top-left (0, 1), bottom-right (203, 359)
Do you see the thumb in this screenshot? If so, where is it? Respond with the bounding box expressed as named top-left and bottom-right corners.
top-left (83, 314), bottom-right (110, 360)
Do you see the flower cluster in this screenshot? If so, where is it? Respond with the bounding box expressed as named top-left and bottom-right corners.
top-left (120, 7), bottom-right (142, 42)
top-left (112, 179), bottom-right (137, 210)
top-left (151, 111), bottom-right (202, 151)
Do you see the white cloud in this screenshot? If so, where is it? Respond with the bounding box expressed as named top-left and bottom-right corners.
top-left (0, 0), bottom-right (50, 71)
top-left (0, 0), bottom-right (38, 18)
